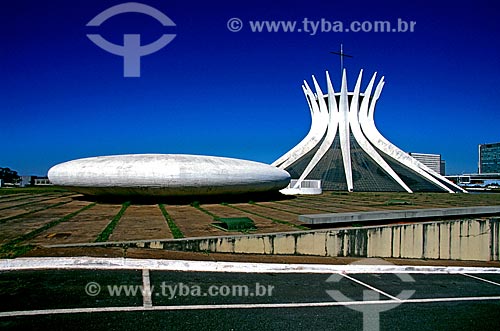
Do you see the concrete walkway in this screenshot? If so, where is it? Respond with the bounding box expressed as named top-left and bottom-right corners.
top-left (2, 257), bottom-right (500, 274)
top-left (299, 206), bottom-right (500, 224)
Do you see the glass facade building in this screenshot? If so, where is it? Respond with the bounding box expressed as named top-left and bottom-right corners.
top-left (479, 143), bottom-right (500, 173)
top-left (409, 153), bottom-right (442, 175)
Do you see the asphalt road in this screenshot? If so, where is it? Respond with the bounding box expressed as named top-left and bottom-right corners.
top-left (1, 269), bottom-right (500, 330)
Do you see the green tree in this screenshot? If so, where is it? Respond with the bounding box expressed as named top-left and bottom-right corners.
top-left (0, 167), bottom-right (20, 184)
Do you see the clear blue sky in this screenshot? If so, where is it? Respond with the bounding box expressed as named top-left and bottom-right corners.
top-left (2, 0), bottom-right (499, 176)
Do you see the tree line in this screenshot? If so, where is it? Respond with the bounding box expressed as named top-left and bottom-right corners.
top-left (0, 167), bottom-right (20, 184)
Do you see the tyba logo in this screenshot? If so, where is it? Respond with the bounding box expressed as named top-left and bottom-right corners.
top-left (86, 2), bottom-right (176, 77)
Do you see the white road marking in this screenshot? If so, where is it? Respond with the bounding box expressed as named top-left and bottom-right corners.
top-left (142, 269), bottom-right (152, 308)
top-left (1, 257), bottom-right (500, 274)
top-left (340, 274), bottom-right (401, 301)
top-left (1, 296), bottom-right (500, 318)
top-left (461, 273), bottom-right (500, 287)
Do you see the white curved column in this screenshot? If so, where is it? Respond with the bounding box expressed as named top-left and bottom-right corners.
top-left (359, 78), bottom-right (464, 193)
top-left (276, 68), bottom-right (464, 194)
top-left (272, 85), bottom-right (316, 167)
top-left (293, 71), bottom-right (339, 188)
top-left (350, 71), bottom-right (412, 192)
top-left (339, 69), bottom-right (353, 191)
top-left (272, 78), bottom-right (328, 169)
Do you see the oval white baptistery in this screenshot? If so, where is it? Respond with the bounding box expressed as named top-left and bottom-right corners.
top-left (48, 154), bottom-right (291, 197)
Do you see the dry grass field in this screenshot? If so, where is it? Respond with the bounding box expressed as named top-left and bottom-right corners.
top-left (1, 188), bottom-right (500, 258)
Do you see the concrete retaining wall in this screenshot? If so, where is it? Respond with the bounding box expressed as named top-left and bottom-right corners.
top-left (49, 218), bottom-right (500, 262)
top-left (159, 218), bottom-right (500, 261)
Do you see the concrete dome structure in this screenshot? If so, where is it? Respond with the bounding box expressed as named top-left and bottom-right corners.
top-left (48, 154), bottom-right (290, 197)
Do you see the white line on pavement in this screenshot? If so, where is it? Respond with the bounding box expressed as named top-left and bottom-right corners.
top-left (1, 296), bottom-right (500, 318)
top-left (340, 274), bottom-right (401, 301)
top-left (142, 269), bottom-right (152, 308)
top-left (461, 273), bottom-right (500, 287)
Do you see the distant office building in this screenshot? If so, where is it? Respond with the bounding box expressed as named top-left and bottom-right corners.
top-left (19, 176), bottom-right (52, 187)
top-left (34, 178), bottom-right (51, 186)
top-left (440, 159), bottom-right (446, 176)
top-left (479, 142), bottom-right (500, 174)
top-left (408, 153), bottom-right (443, 175)
top-left (20, 176), bottom-right (34, 188)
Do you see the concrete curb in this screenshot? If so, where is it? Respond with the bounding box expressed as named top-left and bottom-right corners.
top-left (1, 257), bottom-right (500, 274)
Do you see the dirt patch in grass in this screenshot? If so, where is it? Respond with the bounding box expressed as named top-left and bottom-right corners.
top-left (0, 201), bottom-right (90, 245)
top-left (109, 204), bottom-right (173, 241)
top-left (163, 205), bottom-right (226, 238)
top-left (28, 204), bottom-right (121, 245)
